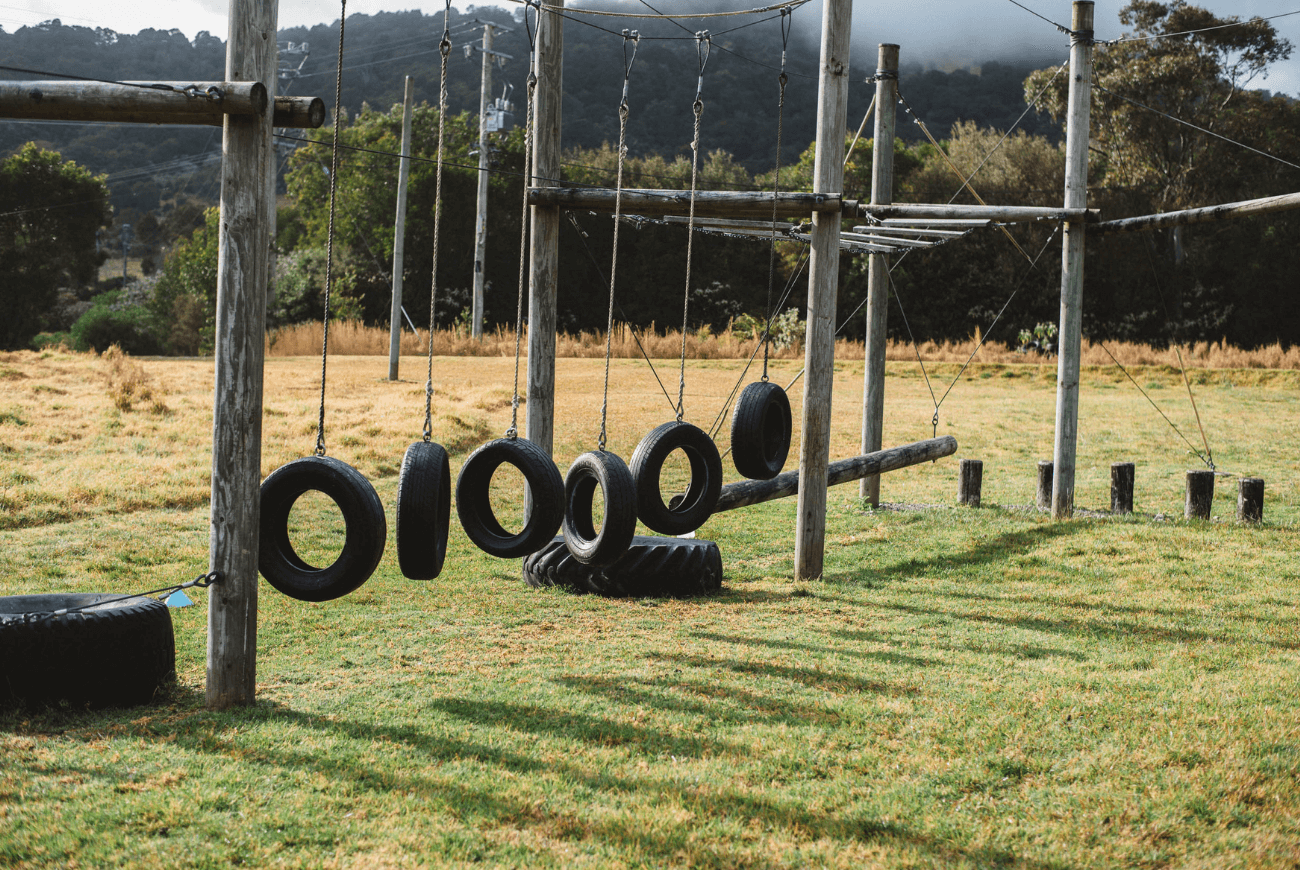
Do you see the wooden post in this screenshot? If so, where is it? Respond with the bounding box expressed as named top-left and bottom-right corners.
top-left (388, 76), bottom-right (415, 381)
top-left (957, 458), bottom-right (982, 507)
top-left (207, 0), bottom-right (278, 710)
top-left (526, 0), bottom-right (563, 460)
top-left (1051, 0), bottom-right (1094, 520)
top-left (794, 0), bottom-right (852, 581)
top-left (472, 23), bottom-right (495, 340)
top-left (1237, 477), bottom-right (1264, 523)
top-left (1111, 462), bottom-right (1134, 514)
top-left (1036, 460), bottom-right (1054, 511)
top-left (1185, 470), bottom-right (1215, 520)
top-left (860, 44), bottom-right (898, 505)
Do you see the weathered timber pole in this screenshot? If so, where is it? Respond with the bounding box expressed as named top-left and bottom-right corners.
top-left (958, 458), bottom-right (983, 507)
top-left (794, 0), bottom-right (852, 581)
top-left (716, 436), bottom-right (956, 513)
top-left (471, 23), bottom-right (495, 340)
top-left (860, 44), bottom-right (898, 505)
top-left (526, 0), bottom-right (562, 460)
top-left (1111, 462), bottom-right (1135, 514)
top-left (1185, 469), bottom-right (1215, 520)
top-left (1093, 191), bottom-right (1300, 234)
top-left (862, 203), bottom-right (1098, 223)
top-left (1037, 460), bottom-right (1054, 510)
top-left (208, 0), bottom-right (278, 710)
top-left (1051, 0), bottom-right (1095, 520)
top-left (1238, 478), bottom-right (1265, 523)
top-left (0, 81), bottom-right (322, 127)
top-left (271, 96), bottom-right (326, 128)
top-left (388, 76), bottom-right (415, 381)
top-left (526, 188), bottom-right (842, 219)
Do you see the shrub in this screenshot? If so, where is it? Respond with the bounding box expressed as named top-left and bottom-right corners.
top-left (71, 298), bottom-right (162, 356)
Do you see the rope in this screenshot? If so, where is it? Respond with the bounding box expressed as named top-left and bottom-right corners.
top-left (1098, 342), bottom-right (1216, 470)
top-left (315, 0), bottom-right (348, 457)
top-left (0, 64), bottom-right (228, 98)
top-left (843, 95), bottom-right (876, 169)
top-left (762, 11), bottom-right (791, 384)
top-left (599, 30), bottom-right (640, 452)
top-left (2, 573), bottom-right (220, 625)
top-left (1108, 10), bottom-right (1300, 45)
top-left (1002, 0), bottom-right (1073, 36)
top-left (507, 5), bottom-right (539, 440)
top-left (676, 31), bottom-right (711, 423)
top-left (884, 266), bottom-right (940, 435)
top-left (424, 5), bottom-right (453, 442)
top-left (1093, 83), bottom-right (1300, 173)
top-left (553, 0), bottom-right (809, 20)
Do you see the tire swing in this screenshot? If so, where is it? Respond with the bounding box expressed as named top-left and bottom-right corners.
top-left (260, 15), bottom-right (385, 602)
top-left (560, 30), bottom-right (642, 568)
top-left (396, 13), bottom-right (454, 581)
top-left (455, 11), bottom-right (566, 561)
top-left (729, 14), bottom-right (795, 481)
top-left (629, 32), bottom-right (722, 537)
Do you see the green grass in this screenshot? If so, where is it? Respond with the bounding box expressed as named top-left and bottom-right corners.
top-left (1, 352), bottom-right (1298, 867)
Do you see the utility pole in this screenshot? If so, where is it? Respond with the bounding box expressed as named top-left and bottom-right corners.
top-left (389, 75), bottom-right (415, 380)
top-left (468, 21), bottom-right (512, 340)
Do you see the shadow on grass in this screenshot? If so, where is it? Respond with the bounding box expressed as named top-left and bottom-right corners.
top-left (691, 629), bottom-right (937, 668)
top-left (646, 650), bottom-right (920, 696)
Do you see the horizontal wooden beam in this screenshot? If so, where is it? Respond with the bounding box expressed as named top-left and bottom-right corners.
top-left (862, 203), bottom-right (1100, 223)
top-left (0, 81), bottom-right (324, 128)
top-left (714, 436), bottom-right (958, 513)
top-left (529, 187), bottom-right (846, 219)
top-left (1092, 191), bottom-right (1300, 234)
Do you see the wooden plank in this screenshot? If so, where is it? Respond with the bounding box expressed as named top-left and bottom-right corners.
top-left (880, 218), bottom-right (991, 228)
top-left (1093, 191), bottom-right (1300, 234)
top-left (853, 225), bottom-right (970, 237)
top-left (716, 436), bottom-right (957, 513)
top-left (1051, 0), bottom-right (1095, 520)
top-left (864, 203), bottom-right (1098, 223)
top-left (528, 187), bottom-right (842, 218)
top-left (207, 0), bottom-right (277, 710)
top-left (794, 0), bottom-right (852, 581)
top-left (841, 231), bottom-right (933, 247)
top-left (527, 0), bottom-right (563, 462)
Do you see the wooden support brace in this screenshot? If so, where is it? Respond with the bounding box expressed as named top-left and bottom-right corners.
top-left (863, 203), bottom-right (1099, 224)
top-left (714, 436), bottom-right (957, 513)
top-left (1093, 191), bottom-right (1300, 235)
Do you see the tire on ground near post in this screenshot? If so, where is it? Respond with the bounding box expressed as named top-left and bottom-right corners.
top-left (0, 594), bottom-right (176, 708)
top-left (524, 535), bottom-right (723, 598)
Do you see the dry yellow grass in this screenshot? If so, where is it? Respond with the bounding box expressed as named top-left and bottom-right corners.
top-left (266, 320), bottom-right (1300, 370)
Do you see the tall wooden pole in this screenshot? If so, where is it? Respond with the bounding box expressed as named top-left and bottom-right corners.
top-left (472, 24), bottom-right (495, 340)
top-left (388, 75), bottom-right (415, 381)
top-left (208, 0), bottom-right (278, 709)
top-left (794, 0), bottom-right (852, 581)
top-left (1051, 0), bottom-right (1094, 520)
top-left (526, 0), bottom-right (563, 459)
top-left (859, 43), bottom-right (898, 505)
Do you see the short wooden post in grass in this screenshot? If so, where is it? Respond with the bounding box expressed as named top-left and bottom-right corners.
top-left (1185, 470), bottom-right (1215, 520)
top-left (1037, 461), bottom-right (1053, 510)
top-left (1238, 477), bottom-right (1265, 523)
top-left (957, 459), bottom-right (982, 507)
top-left (1111, 462), bottom-right (1134, 514)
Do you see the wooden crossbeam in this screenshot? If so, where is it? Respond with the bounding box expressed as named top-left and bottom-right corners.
top-left (863, 203), bottom-right (1099, 223)
top-left (0, 80), bottom-right (323, 128)
top-left (528, 187), bottom-right (847, 219)
top-left (1092, 191), bottom-right (1300, 234)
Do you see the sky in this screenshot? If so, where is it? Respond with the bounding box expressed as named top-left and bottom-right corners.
top-left (2, 0), bottom-right (1298, 96)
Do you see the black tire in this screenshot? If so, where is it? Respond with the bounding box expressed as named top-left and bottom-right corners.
top-left (455, 437), bottom-right (565, 559)
top-left (629, 421), bottom-right (722, 536)
top-left (562, 450), bottom-right (638, 567)
top-left (730, 380), bottom-right (793, 480)
top-left (523, 535), bottom-right (723, 598)
top-left (259, 455), bottom-right (387, 602)
top-left (0, 594), bottom-right (175, 708)
top-left (396, 441), bottom-right (451, 580)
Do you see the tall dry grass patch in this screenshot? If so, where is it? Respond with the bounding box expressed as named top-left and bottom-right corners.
top-left (266, 320), bottom-right (1300, 370)
top-left (100, 344), bottom-right (167, 413)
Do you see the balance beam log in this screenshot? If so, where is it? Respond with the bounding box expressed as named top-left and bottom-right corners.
top-left (714, 436), bottom-right (957, 513)
top-left (0, 82), bottom-right (325, 128)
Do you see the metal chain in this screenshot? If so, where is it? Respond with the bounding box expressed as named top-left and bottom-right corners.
top-left (315, 0), bottom-right (348, 457)
top-left (507, 11), bottom-right (539, 440)
top-left (3, 573), bottom-right (220, 625)
top-left (424, 10), bottom-right (453, 442)
top-left (675, 31), bottom-right (711, 423)
top-left (599, 30), bottom-right (639, 453)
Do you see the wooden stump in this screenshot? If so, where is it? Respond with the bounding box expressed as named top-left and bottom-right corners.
top-left (1185, 470), bottom-right (1215, 520)
top-left (1110, 462), bottom-right (1135, 514)
top-left (1036, 461), bottom-right (1053, 511)
top-left (958, 459), bottom-right (983, 508)
top-left (1238, 478), bottom-right (1265, 523)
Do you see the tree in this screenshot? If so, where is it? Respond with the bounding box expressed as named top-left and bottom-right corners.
top-left (151, 207), bottom-right (219, 354)
top-left (0, 144), bottom-right (110, 349)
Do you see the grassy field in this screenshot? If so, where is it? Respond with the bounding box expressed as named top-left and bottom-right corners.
top-left (1, 346), bottom-right (1298, 868)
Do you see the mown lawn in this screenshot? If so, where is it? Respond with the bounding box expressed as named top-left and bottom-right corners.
top-left (1, 348), bottom-right (1297, 868)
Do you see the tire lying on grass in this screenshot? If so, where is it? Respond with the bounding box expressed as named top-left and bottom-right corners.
top-left (0, 594), bottom-right (176, 708)
top-left (523, 535), bottom-right (723, 598)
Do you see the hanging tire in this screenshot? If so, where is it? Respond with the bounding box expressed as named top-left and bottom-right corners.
top-left (562, 450), bottom-right (638, 567)
top-left (730, 380), bottom-right (793, 480)
top-left (455, 437), bottom-right (565, 559)
top-left (259, 455), bottom-right (387, 602)
top-left (524, 535), bottom-right (723, 598)
top-left (396, 441), bottom-right (451, 580)
top-left (629, 421), bottom-right (722, 536)
top-left (0, 594), bottom-right (175, 708)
